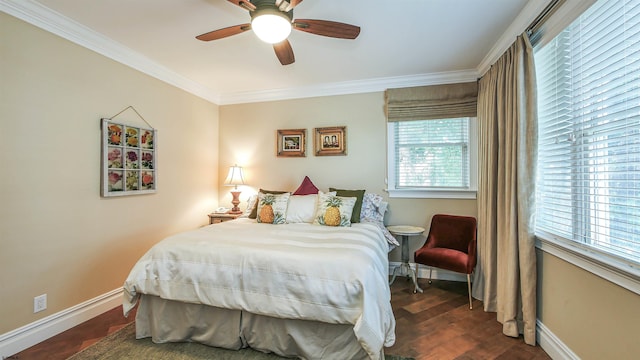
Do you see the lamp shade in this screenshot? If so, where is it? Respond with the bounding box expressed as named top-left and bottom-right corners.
top-left (224, 165), bottom-right (245, 188)
top-left (251, 11), bottom-right (292, 44)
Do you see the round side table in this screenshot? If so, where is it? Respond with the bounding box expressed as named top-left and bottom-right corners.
top-left (387, 225), bottom-right (425, 293)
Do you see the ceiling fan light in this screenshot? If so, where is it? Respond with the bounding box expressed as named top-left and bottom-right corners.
top-left (252, 13), bottom-right (292, 44)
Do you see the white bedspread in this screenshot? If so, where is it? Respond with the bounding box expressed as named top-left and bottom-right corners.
top-left (123, 218), bottom-right (395, 359)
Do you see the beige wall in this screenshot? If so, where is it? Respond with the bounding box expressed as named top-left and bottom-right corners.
top-left (218, 93), bottom-right (477, 263)
top-left (537, 250), bottom-right (640, 359)
top-left (0, 13), bottom-right (219, 333)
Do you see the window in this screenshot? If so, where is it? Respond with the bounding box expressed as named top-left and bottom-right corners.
top-left (387, 117), bottom-right (477, 199)
top-left (535, 0), bottom-right (640, 276)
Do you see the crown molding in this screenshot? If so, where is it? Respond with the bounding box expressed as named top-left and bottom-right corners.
top-left (0, 0), bottom-right (222, 104)
top-left (476, 0), bottom-right (553, 77)
top-left (8, 0), bottom-right (548, 106)
top-left (0, 0), bottom-right (479, 106)
top-left (218, 70), bottom-right (480, 105)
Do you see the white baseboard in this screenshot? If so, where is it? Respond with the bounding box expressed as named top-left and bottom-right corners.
top-left (536, 320), bottom-right (579, 360)
top-left (0, 288), bottom-right (123, 359)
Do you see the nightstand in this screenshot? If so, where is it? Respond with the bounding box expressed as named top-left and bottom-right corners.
top-left (208, 212), bottom-right (240, 224)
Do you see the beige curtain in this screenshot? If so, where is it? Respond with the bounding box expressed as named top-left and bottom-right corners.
top-left (473, 33), bottom-right (538, 345)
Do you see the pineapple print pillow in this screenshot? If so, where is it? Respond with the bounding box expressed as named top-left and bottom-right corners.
top-left (256, 192), bottom-right (290, 224)
top-left (313, 192), bottom-right (357, 227)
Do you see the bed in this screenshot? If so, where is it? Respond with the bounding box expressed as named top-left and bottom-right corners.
top-left (123, 190), bottom-right (397, 360)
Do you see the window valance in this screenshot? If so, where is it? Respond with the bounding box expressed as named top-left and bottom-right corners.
top-left (385, 82), bottom-right (478, 122)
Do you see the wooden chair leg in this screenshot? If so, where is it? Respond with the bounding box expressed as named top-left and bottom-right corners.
top-left (467, 273), bottom-right (473, 310)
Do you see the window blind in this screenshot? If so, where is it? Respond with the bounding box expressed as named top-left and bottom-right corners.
top-left (535, 0), bottom-right (640, 265)
top-left (394, 118), bottom-right (470, 188)
top-left (385, 82), bottom-right (478, 122)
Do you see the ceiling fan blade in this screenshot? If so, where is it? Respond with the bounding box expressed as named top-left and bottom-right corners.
top-left (273, 40), bottom-right (295, 65)
top-left (196, 24), bottom-right (251, 41)
top-left (293, 19), bottom-right (360, 39)
top-left (227, 0), bottom-right (256, 11)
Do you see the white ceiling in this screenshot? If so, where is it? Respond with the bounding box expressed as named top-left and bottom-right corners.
top-left (3, 0), bottom-right (549, 104)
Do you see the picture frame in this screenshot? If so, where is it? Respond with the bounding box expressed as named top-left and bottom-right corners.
top-left (101, 118), bottom-right (157, 197)
top-left (314, 126), bottom-right (347, 156)
top-left (277, 129), bottom-right (306, 157)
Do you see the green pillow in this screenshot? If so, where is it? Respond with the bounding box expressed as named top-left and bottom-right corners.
top-left (329, 188), bottom-right (365, 223)
top-left (249, 189), bottom-right (288, 219)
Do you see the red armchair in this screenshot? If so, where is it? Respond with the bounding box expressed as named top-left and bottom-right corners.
top-left (414, 214), bottom-right (477, 309)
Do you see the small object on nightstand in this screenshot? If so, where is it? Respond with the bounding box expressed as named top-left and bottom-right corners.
top-left (387, 225), bottom-right (425, 294)
top-left (208, 212), bottom-right (240, 224)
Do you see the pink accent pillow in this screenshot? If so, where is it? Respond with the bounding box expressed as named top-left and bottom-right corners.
top-left (293, 176), bottom-right (319, 195)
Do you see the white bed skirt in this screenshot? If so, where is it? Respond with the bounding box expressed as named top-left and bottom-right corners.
top-left (135, 294), bottom-right (378, 360)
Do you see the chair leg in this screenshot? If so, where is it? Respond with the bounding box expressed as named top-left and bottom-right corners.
top-left (411, 263), bottom-right (423, 294)
top-left (467, 274), bottom-right (473, 310)
top-left (428, 268), bottom-right (433, 284)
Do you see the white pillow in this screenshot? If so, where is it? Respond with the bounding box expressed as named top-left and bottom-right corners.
top-left (379, 201), bottom-right (388, 219)
top-left (286, 194), bottom-right (318, 223)
top-left (239, 194), bottom-right (258, 218)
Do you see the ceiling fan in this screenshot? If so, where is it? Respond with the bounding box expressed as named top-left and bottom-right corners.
top-left (196, 0), bottom-right (360, 66)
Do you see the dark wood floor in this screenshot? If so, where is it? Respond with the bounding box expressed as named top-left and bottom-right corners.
top-left (387, 279), bottom-right (550, 360)
top-left (10, 279), bottom-right (550, 360)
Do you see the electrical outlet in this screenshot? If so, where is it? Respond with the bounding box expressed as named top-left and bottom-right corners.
top-left (34, 294), bottom-right (47, 313)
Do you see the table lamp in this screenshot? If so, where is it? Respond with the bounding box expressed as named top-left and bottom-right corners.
top-left (224, 164), bottom-right (245, 214)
